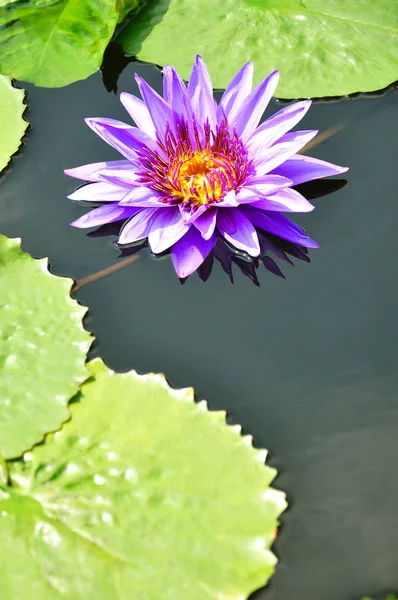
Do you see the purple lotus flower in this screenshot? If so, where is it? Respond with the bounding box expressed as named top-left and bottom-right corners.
top-left (65, 56), bottom-right (347, 278)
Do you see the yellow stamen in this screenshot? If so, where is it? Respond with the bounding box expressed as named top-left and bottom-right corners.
top-left (167, 150), bottom-right (230, 206)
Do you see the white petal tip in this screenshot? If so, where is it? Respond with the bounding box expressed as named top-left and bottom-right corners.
top-left (67, 191), bottom-right (84, 200)
top-left (250, 249), bottom-right (261, 257)
top-left (294, 99), bottom-right (312, 111)
top-left (70, 219), bottom-right (87, 228)
top-left (84, 117), bottom-right (98, 130)
top-left (134, 73), bottom-right (142, 86)
top-left (117, 236), bottom-right (129, 246)
top-left (175, 266), bottom-right (194, 279)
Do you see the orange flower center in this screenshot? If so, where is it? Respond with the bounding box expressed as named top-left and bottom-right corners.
top-left (140, 120), bottom-right (250, 209)
top-left (167, 150), bottom-right (231, 206)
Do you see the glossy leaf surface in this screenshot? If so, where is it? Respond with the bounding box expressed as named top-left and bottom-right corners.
top-left (0, 359), bottom-right (286, 598)
top-left (119, 0), bottom-right (398, 98)
top-left (0, 0), bottom-right (139, 87)
top-left (0, 76), bottom-right (27, 172)
top-left (0, 236), bottom-right (91, 459)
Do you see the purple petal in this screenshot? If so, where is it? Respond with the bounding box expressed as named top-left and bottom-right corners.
top-left (270, 154), bottom-right (349, 185)
top-left (64, 160), bottom-right (131, 182)
top-left (217, 189), bottom-right (239, 207)
top-left (67, 182), bottom-right (127, 202)
top-left (277, 130), bottom-right (319, 147)
top-left (171, 227), bottom-right (217, 278)
top-left (163, 64), bottom-right (173, 103)
top-left (236, 175), bottom-right (292, 203)
top-left (178, 203), bottom-right (208, 224)
top-left (252, 130), bottom-right (318, 176)
top-left (232, 70), bottom-right (279, 140)
top-left (217, 209), bottom-right (260, 256)
top-left (217, 61), bottom-right (253, 124)
top-left (247, 100), bottom-right (312, 157)
top-left (148, 207), bottom-right (189, 254)
top-left (187, 55), bottom-right (217, 133)
top-left (245, 174), bottom-right (292, 189)
top-left (135, 75), bottom-right (173, 137)
top-left (162, 65), bottom-right (191, 121)
top-left (71, 204), bottom-right (139, 228)
top-left (85, 117), bottom-right (157, 161)
top-left (251, 188), bottom-right (315, 212)
top-left (97, 166), bottom-right (142, 188)
top-left (119, 187), bottom-right (165, 207)
top-left (241, 206), bottom-right (319, 248)
top-left (193, 208), bottom-right (217, 239)
top-left (120, 93), bottom-right (156, 139)
top-left (216, 209), bottom-right (236, 234)
top-left (118, 208), bottom-right (160, 246)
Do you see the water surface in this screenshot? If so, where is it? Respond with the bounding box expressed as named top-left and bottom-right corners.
top-left (1, 62), bottom-right (397, 600)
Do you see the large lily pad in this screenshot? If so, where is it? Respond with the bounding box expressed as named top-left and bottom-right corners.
top-left (0, 359), bottom-right (286, 599)
top-left (0, 75), bottom-right (27, 173)
top-left (0, 236), bottom-right (92, 459)
top-left (0, 0), bottom-right (139, 87)
top-left (116, 0), bottom-right (140, 23)
top-left (118, 0), bottom-right (398, 98)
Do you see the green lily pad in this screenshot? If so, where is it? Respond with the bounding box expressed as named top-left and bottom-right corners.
top-left (116, 0), bottom-right (140, 23)
top-left (118, 0), bottom-right (398, 98)
top-left (0, 0), bottom-right (139, 87)
top-left (0, 236), bottom-right (92, 459)
top-left (0, 75), bottom-right (27, 173)
top-left (0, 359), bottom-right (286, 599)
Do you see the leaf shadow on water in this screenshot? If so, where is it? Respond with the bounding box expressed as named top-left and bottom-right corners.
top-left (101, 43), bottom-right (136, 94)
top-left (101, 0), bottom-right (172, 93)
top-left (72, 178), bottom-right (347, 291)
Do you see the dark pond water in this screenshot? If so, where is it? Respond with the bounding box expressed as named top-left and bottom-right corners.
top-left (1, 57), bottom-right (398, 600)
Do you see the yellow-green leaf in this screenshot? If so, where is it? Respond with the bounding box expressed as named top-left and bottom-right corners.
top-left (0, 236), bottom-right (92, 459)
top-left (119, 0), bottom-right (398, 98)
top-left (0, 75), bottom-right (27, 173)
top-left (0, 359), bottom-right (286, 599)
top-left (0, 0), bottom-right (139, 87)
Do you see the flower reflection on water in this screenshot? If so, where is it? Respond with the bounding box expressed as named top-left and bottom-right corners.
top-left (87, 178), bottom-right (346, 286)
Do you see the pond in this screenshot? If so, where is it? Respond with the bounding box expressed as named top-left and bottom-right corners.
top-left (1, 54), bottom-right (397, 599)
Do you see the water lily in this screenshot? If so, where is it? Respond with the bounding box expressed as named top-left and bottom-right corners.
top-left (65, 56), bottom-right (347, 278)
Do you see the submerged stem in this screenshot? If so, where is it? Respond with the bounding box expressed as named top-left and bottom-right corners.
top-left (73, 255), bottom-right (140, 293)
